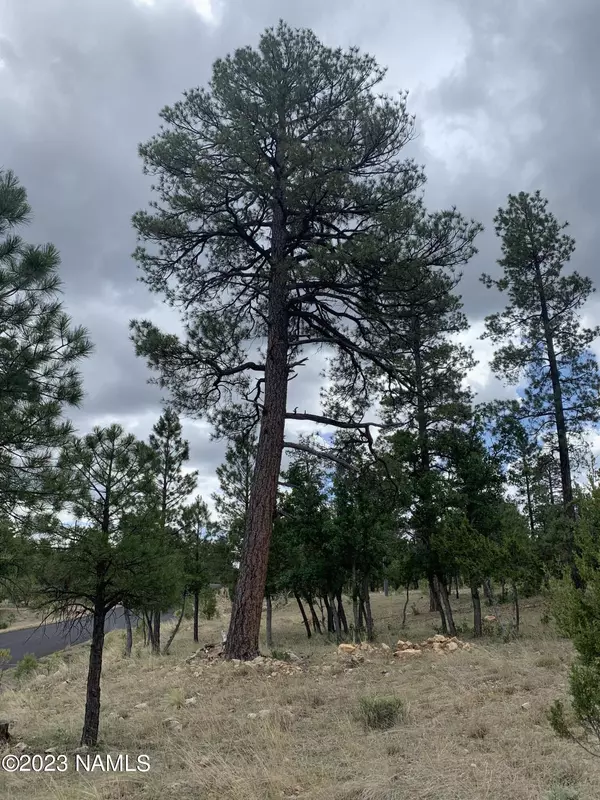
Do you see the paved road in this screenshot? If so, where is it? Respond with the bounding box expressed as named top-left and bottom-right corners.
top-left (0, 608), bottom-right (160, 669)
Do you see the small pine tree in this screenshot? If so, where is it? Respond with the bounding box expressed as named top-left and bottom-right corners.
top-left (147, 408), bottom-right (197, 652)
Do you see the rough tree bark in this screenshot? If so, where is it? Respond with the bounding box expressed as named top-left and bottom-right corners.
top-left (429, 585), bottom-right (439, 612)
top-left (223, 164), bottom-right (289, 659)
top-left (471, 582), bottom-right (482, 638)
top-left (81, 601), bottom-right (107, 746)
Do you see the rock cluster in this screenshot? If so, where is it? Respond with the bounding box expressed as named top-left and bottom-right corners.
top-left (232, 654), bottom-right (304, 676)
top-left (394, 634), bottom-right (472, 656)
top-left (337, 634), bottom-right (472, 659)
top-left (185, 645), bottom-right (305, 676)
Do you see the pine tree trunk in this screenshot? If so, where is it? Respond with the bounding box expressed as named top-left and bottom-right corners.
top-left (306, 596), bottom-right (322, 634)
top-left (224, 167), bottom-right (289, 660)
top-left (163, 593), bottom-right (187, 655)
top-left (193, 591), bottom-right (199, 643)
top-left (124, 608), bottom-right (133, 658)
top-left (144, 611), bottom-right (154, 650)
top-left (483, 579), bottom-right (494, 607)
top-left (401, 582), bottom-right (410, 628)
top-left (429, 575), bottom-right (447, 634)
top-left (266, 594), bottom-right (273, 649)
top-left (435, 575), bottom-right (456, 637)
top-left (152, 611), bottom-right (160, 655)
top-left (352, 591), bottom-right (360, 641)
top-left (81, 602), bottom-right (106, 747)
top-left (362, 578), bottom-right (374, 641)
top-left (336, 592), bottom-right (349, 635)
top-left (501, 579), bottom-right (506, 603)
top-left (512, 582), bottom-right (520, 634)
top-left (534, 259), bottom-right (580, 585)
top-left (454, 574), bottom-right (460, 600)
top-left (323, 594), bottom-right (333, 633)
top-left (471, 582), bottom-right (482, 637)
top-left (330, 594), bottom-right (341, 642)
top-left (383, 578), bottom-right (389, 597)
top-left (294, 592), bottom-right (311, 639)
top-left (429, 584), bottom-right (439, 612)
top-left (317, 596), bottom-right (326, 630)
top-left (524, 466), bottom-right (535, 534)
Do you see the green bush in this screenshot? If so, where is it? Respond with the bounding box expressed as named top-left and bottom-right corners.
top-left (545, 787), bottom-right (580, 800)
top-left (42, 652), bottom-right (64, 675)
top-left (14, 653), bottom-right (38, 680)
top-left (549, 489), bottom-right (600, 755)
top-left (271, 649), bottom-right (291, 662)
top-left (0, 611), bottom-right (15, 630)
top-left (354, 696), bottom-right (405, 731)
top-left (0, 648), bottom-right (11, 682)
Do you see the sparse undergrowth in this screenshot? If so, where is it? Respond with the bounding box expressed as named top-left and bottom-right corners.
top-left (354, 695), bottom-right (405, 730)
top-left (1, 591), bottom-right (599, 800)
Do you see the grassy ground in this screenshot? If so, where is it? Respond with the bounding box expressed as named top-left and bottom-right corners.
top-left (0, 605), bottom-right (47, 633)
top-left (0, 588), bottom-right (598, 800)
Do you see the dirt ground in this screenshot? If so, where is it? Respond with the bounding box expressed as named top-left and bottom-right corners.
top-left (0, 588), bottom-right (597, 800)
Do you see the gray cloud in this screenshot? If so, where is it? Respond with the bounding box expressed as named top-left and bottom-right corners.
top-left (2, 0), bottom-right (599, 508)
top-left (420, 0), bottom-right (600, 316)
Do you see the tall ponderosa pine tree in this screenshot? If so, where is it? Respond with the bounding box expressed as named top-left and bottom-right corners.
top-left (131, 22), bottom-right (480, 659)
top-left (379, 261), bottom-right (475, 636)
top-left (0, 169), bottom-right (92, 515)
top-left (482, 191), bottom-right (600, 582)
top-left (147, 408), bottom-right (197, 653)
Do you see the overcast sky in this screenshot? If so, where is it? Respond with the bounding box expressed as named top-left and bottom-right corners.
top-left (1, 0), bottom-right (599, 510)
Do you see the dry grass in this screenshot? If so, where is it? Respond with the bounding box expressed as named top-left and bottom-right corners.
top-left (0, 590), bottom-right (598, 800)
top-left (0, 605), bottom-right (47, 633)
